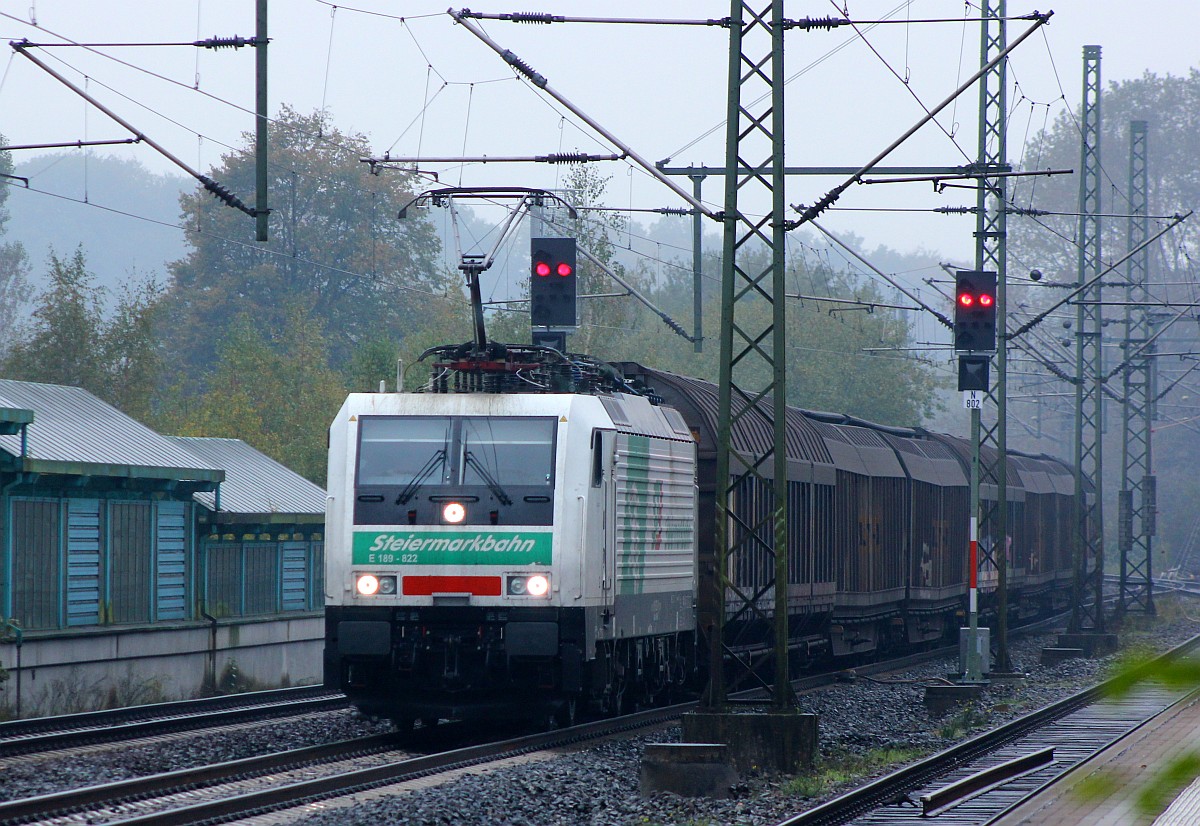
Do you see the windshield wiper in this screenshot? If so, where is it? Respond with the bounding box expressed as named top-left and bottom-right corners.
top-left (396, 449), bottom-right (446, 505)
top-left (463, 451), bottom-right (513, 506)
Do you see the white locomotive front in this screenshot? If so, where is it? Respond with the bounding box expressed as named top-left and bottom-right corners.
top-left (323, 388), bottom-right (698, 727)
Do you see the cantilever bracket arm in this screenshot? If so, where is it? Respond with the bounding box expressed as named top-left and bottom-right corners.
top-left (1010, 211), bottom-right (1192, 340)
top-left (10, 40), bottom-right (257, 217)
top-left (786, 12), bottom-right (1052, 227)
top-left (396, 185), bottom-right (578, 221)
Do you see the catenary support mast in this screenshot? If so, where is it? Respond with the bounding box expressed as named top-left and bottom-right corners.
top-left (1069, 46), bottom-right (1106, 634)
top-left (1118, 120), bottom-right (1156, 616)
top-left (707, 0), bottom-right (794, 710)
top-left (974, 0), bottom-right (1011, 673)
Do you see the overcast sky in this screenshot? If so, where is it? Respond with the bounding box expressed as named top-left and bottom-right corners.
top-left (2, 2), bottom-right (1194, 266)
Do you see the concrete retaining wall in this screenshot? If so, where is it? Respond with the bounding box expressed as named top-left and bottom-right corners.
top-left (0, 614), bottom-right (324, 719)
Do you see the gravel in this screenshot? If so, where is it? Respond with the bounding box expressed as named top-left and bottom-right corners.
top-left (2, 604), bottom-right (1195, 826)
top-left (0, 710), bottom-right (393, 801)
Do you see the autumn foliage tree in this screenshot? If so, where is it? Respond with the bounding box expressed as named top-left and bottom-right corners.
top-left (2, 247), bottom-right (163, 421)
top-left (157, 305), bottom-right (348, 484)
top-left (163, 106), bottom-right (450, 373)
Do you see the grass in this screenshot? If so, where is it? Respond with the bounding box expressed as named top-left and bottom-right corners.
top-left (937, 704), bottom-right (991, 739)
top-left (780, 746), bottom-right (928, 799)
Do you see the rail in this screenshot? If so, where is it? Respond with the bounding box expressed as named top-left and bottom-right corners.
top-left (773, 631), bottom-right (1200, 826)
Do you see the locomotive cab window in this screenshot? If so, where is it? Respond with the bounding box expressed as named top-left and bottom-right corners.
top-left (354, 416), bottom-right (557, 526)
top-left (461, 418), bottom-right (554, 488)
top-left (591, 429), bottom-right (610, 487)
top-left (357, 417), bottom-right (451, 486)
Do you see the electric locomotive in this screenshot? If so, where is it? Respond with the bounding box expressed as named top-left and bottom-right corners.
top-left (323, 345), bottom-right (699, 727)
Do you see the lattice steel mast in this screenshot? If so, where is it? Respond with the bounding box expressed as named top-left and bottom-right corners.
top-left (1069, 46), bottom-right (1106, 634)
top-left (974, 0), bottom-right (1011, 673)
top-left (706, 0), bottom-right (793, 709)
top-left (1118, 120), bottom-right (1156, 616)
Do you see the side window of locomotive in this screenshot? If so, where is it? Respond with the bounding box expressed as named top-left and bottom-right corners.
top-left (356, 416), bottom-right (451, 487)
top-left (460, 417), bottom-right (555, 488)
top-left (591, 429), bottom-right (606, 487)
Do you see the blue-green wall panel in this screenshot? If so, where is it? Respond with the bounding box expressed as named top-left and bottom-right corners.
top-left (281, 541), bottom-right (308, 611)
top-left (155, 502), bottom-right (187, 620)
top-left (66, 499), bottom-right (101, 626)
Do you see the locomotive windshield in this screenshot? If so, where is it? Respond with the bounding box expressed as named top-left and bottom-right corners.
top-left (461, 418), bottom-right (554, 487)
top-left (358, 417), bottom-right (451, 486)
top-left (356, 416), bottom-right (555, 489)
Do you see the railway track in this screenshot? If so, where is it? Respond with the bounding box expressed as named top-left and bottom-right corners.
top-left (0, 618), bottom-right (1078, 826)
top-left (0, 703), bottom-right (686, 826)
top-left (773, 632), bottom-right (1200, 826)
top-left (0, 686), bottom-right (346, 757)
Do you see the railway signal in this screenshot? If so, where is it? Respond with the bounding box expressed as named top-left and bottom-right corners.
top-left (954, 270), bottom-right (997, 352)
top-left (958, 354), bottom-right (990, 392)
top-left (530, 237), bottom-right (577, 328)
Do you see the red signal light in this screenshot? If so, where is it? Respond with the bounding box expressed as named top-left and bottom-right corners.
top-left (556, 262), bottom-right (573, 277)
top-left (535, 261), bottom-right (551, 277)
top-left (954, 270), bottom-right (997, 351)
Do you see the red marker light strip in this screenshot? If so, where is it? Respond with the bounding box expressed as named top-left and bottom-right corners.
top-left (404, 576), bottom-right (501, 596)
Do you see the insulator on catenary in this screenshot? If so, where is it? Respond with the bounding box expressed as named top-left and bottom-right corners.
top-left (935, 206), bottom-right (978, 215)
top-left (199, 175), bottom-right (255, 217)
top-left (500, 49), bottom-right (548, 87)
top-left (540, 153), bottom-right (593, 164)
top-left (660, 314), bottom-right (689, 338)
top-left (791, 16), bottom-right (848, 31)
top-left (797, 185), bottom-right (845, 223)
top-left (197, 36), bottom-right (254, 50)
top-left (506, 12), bottom-right (558, 24)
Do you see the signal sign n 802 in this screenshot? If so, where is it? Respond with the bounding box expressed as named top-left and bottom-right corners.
top-left (530, 237), bottom-right (577, 327)
top-left (954, 270), bottom-right (997, 352)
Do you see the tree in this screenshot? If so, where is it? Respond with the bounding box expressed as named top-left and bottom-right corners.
top-left (785, 261), bottom-right (941, 424)
top-left (158, 305), bottom-right (348, 484)
top-left (164, 106), bottom-right (449, 373)
top-left (2, 248), bottom-right (164, 418)
top-left (102, 273), bottom-right (165, 422)
top-left (1009, 70), bottom-right (1200, 286)
top-left (617, 244), bottom-right (942, 426)
top-left (4, 247), bottom-right (105, 388)
top-left (0, 138), bottom-right (32, 356)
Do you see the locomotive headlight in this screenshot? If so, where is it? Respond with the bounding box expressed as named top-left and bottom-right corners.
top-left (507, 574), bottom-right (551, 597)
top-left (442, 502), bottom-right (466, 524)
top-left (355, 574), bottom-right (396, 596)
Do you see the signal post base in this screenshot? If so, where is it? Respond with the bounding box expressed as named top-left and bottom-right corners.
top-left (683, 708), bottom-right (818, 775)
top-left (925, 682), bottom-right (986, 716)
top-left (1041, 647), bottom-right (1085, 665)
top-left (1056, 632), bottom-right (1119, 658)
